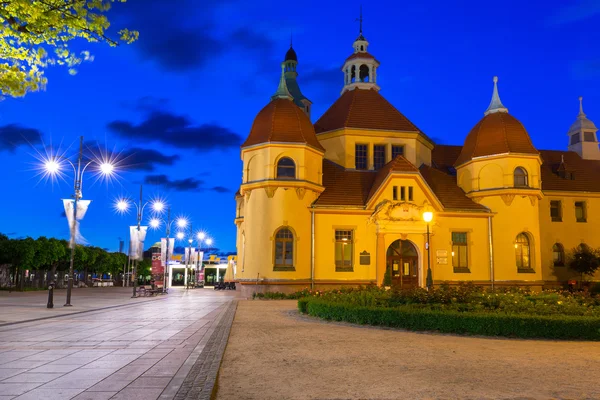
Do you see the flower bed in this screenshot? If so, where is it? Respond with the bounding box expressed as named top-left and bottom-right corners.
top-left (291, 284), bottom-right (600, 340)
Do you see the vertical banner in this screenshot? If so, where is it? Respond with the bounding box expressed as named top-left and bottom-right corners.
top-left (62, 199), bottom-right (91, 247)
top-left (137, 226), bottom-right (148, 261)
top-left (130, 226), bottom-right (148, 261)
top-left (160, 238), bottom-right (175, 266)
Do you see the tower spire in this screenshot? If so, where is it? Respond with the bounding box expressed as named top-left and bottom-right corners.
top-left (359, 5), bottom-right (363, 35)
top-left (272, 62), bottom-right (292, 101)
top-left (578, 96), bottom-right (585, 117)
top-left (484, 76), bottom-right (509, 116)
top-left (290, 30), bottom-right (293, 48)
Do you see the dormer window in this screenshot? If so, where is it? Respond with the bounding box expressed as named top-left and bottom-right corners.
top-left (276, 157), bottom-right (296, 179)
top-left (514, 167), bottom-right (528, 187)
top-left (558, 170), bottom-right (574, 180)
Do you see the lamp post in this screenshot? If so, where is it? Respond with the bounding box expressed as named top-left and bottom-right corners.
top-left (43, 136), bottom-right (116, 306)
top-left (150, 213), bottom-right (188, 293)
top-left (115, 186), bottom-right (164, 298)
top-left (423, 211), bottom-right (433, 290)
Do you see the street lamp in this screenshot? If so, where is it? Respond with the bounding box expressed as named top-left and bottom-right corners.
top-left (423, 211), bottom-right (433, 290)
top-left (43, 136), bottom-right (117, 307)
top-left (114, 186), bottom-right (165, 298)
top-left (150, 212), bottom-right (188, 293)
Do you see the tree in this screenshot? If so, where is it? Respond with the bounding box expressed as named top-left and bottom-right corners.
top-left (1, 0), bottom-right (138, 97)
top-left (567, 244), bottom-right (600, 287)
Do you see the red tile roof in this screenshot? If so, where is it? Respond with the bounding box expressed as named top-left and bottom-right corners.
top-left (367, 156), bottom-right (419, 201)
top-left (419, 164), bottom-right (487, 211)
top-left (314, 89), bottom-right (423, 135)
top-left (242, 98), bottom-right (324, 151)
top-left (344, 52), bottom-right (378, 63)
top-left (314, 160), bottom-right (376, 206)
top-left (454, 112), bottom-right (538, 167)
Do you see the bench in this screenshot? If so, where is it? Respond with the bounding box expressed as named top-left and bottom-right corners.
top-left (135, 285), bottom-right (154, 296)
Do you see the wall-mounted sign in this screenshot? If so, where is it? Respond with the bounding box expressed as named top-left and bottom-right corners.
top-left (436, 250), bottom-right (448, 257)
top-left (360, 251), bottom-right (371, 265)
top-left (437, 257), bottom-right (448, 265)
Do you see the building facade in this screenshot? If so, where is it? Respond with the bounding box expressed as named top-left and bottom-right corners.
top-left (234, 28), bottom-right (600, 294)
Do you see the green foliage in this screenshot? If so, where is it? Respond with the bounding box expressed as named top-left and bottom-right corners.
top-left (567, 245), bottom-right (600, 280)
top-left (300, 299), bottom-right (600, 340)
top-left (383, 266), bottom-right (392, 286)
top-left (0, 0), bottom-right (138, 97)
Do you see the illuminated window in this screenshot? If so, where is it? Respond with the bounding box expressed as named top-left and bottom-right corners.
top-left (274, 228), bottom-right (294, 269)
top-left (335, 230), bottom-right (353, 271)
top-left (515, 233), bottom-right (531, 271)
top-left (355, 144), bottom-right (368, 170)
top-left (452, 232), bottom-right (468, 270)
top-left (514, 167), bottom-right (528, 187)
top-left (374, 145), bottom-right (386, 169)
top-left (276, 157), bottom-right (296, 179)
top-left (552, 243), bottom-right (564, 267)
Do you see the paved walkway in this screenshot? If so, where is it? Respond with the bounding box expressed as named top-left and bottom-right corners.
top-left (0, 288), bottom-right (240, 400)
top-left (216, 300), bottom-right (600, 399)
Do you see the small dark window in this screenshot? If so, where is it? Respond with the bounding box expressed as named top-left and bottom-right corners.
top-left (392, 186), bottom-right (398, 201)
top-left (355, 144), bottom-right (368, 170)
top-left (575, 201), bottom-right (586, 222)
top-left (570, 134), bottom-right (581, 145)
top-left (373, 145), bottom-right (386, 169)
top-left (584, 132), bottom-right (596, 142)
top-left (514, 167), bottom-right (528, 187)
top-left (360, 45), bottom-right (364, 51)
top-left (550, 201), bottom-right (562, 222)
top-left (552, 243), bottom-right (564, 266)
top-left (400, 186), bottom-right (406, 201)
top-left (392, 145), bottom-right (404, 159)
top-left (276, 157), bottom-right (296, 179)
top-left (408, 187), bottom-right (414, 201)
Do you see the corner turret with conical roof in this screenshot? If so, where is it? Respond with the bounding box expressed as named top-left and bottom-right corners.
top-left (568, 97), bottom-right (599, 160)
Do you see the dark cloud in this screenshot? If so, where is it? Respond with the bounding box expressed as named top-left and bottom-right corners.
top-left (143, 174), bottom-right (233, 193)
top-left (0, 124), bottom-right (42, 152)
top-left (117, 0), bottom-right (274, 72)
top-left (108, 110), bottom-right (242, 150)
top-left (120, 147), bottom-right (180, 171)
top-left (302, 67), bottom-right (342, 86)
top-left (144, 174), bottom-right (203, 192)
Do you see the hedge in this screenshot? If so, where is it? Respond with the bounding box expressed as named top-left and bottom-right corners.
top-left (297, 298), bottom-right (600, 340)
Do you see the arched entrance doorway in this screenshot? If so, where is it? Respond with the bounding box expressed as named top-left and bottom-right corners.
top-left (386, 240), bottom-right (419, 288)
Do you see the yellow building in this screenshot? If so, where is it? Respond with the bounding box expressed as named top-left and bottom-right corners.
top-left (234, 28), bottom-right (600, 294)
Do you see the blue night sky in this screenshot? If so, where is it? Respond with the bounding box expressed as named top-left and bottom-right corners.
top-left (1, 0), bottom-right (599, 253)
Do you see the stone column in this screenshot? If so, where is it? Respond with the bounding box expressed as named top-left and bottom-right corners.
top-left (376, 232), bottom-right (386, 286)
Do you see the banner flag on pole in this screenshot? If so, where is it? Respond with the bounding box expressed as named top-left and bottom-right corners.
top-left (62, 199), bottom-right (91, 247)
top-left (160, 238), bottom-right (175, 267)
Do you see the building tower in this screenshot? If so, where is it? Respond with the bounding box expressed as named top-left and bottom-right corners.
top-left (283, 39), bottom-right (312, 117)
top-left (341, 9), bottom-right (380, 94)
top-left (234, 64), bottom-right (325, 295)
top-left (567, 97), bottom-right (599, 160)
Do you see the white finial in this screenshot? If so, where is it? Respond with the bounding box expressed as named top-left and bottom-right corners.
top-left (561, 154), bottom-right (565, 163)
top-left (578, 96), bottom-right (585, 117)
top-left (271, 62), bottom-right (292, 101)
top-left (484, 76), bottom-right (509, 116)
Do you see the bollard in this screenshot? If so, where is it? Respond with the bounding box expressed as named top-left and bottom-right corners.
top-left (47, 282), bottom-right (54, 309)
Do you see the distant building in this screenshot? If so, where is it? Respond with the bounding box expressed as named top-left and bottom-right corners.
top-left (234, 25), bottom-right (600, 294)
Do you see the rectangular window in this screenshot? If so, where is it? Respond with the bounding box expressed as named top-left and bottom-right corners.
top-left (400, 186), bottom-right (406, 201)
top-left (575, 201), bottom-right (587, 222)
top-left (408, 187), bottom-right (414, 201)
top-left (391, 145), bottom-right (404, 159)
top-left (373, 145), bottom-right (386, 169)
top-left (570, 134), bottom-right (581, 145)
top-left (452, 232), bottom-right (468, 270)
top-left (584, 132), bottom-right (596, 142)
top-left (355, 144), bottom-right (368, 170)
top-left (392, 186), bottom-right (398, 201)
top-left (335, 230), bottom-right (354, 271)
top-left (550, 200), bottom-right (562, 222)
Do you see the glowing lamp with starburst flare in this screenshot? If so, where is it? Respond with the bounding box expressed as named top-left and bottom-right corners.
top-left (176, 232), bottom-right (185, 240)
top-left (197, 232), bottom-right (206, 241)
top-left (177, 218), bottom-right (187, 228)
top-left (115, 198), bottom-right (130, 214)
top-left (149, 218), bottom-right (160, 229)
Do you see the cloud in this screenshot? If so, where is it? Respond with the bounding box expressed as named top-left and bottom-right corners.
top-left (546, 0), bottom-right (600, 25)
top-left (143, 174), bottom-right (233, 193)
top-left (108, 110), bottom-right (242, 150)
top-left (120, 147), bottom-right (180, 171)
top-left (0, 124), bottom-right (42, 152)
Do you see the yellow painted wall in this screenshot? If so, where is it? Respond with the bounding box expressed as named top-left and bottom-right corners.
top-left (457, 155), bottom-right (542, 193)
top-left (539, 193), bottom-right (600, 282)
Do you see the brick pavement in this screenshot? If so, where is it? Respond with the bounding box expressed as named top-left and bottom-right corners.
top-left (0, 288), bottom-right (241, 400)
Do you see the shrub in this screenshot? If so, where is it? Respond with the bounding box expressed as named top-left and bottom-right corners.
top-left (300, 298), bottom-right (600, 340)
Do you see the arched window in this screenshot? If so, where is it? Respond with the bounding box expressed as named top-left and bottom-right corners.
top-left (359, 64), bottom-right (369, 82)
top-left (274, 228), bottom-right (294, 269)
top-left (514, 167), bottom-right (528, 187)
top-left (552, 243), bottom-right (564, 266)
top-left (515, 233), bottom-right (531, 270)
top-left (350, 65), bottom-right (356, 83)
top-left (276, 157), bottom-right (295, 179)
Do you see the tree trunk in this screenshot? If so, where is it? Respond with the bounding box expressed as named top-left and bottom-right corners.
top-left (19, 269), bottom-right (24, 291)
